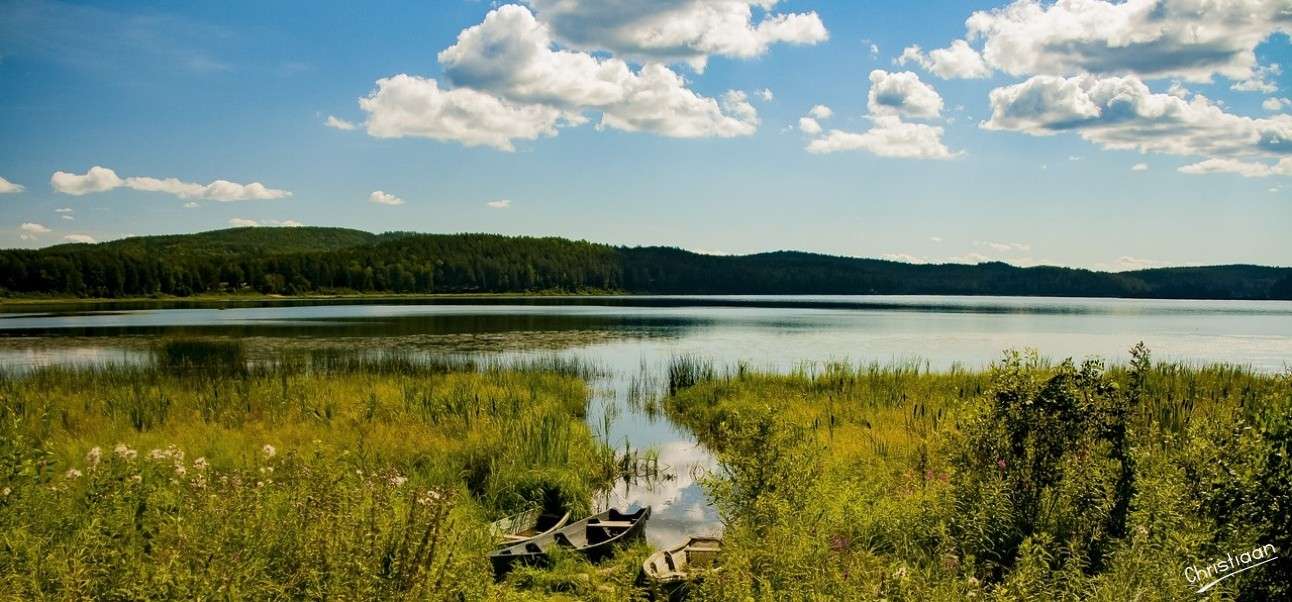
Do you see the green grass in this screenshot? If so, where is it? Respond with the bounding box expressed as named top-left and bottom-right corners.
top-left (666, 347), bottom-right (1292, 601)
top-left (0, 347), bottom-right (645, 600)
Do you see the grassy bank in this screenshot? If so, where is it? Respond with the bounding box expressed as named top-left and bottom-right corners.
top-left (0, 348), bottom-right (644, 600)
top-left (666, 348), bottom-right (1291, 600)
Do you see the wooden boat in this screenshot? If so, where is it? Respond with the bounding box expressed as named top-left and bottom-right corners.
top-left (490, 507), bottom-right (651, 576)
top-left (640, 537), bottom-right (723, 600)
top-left (489, 506), bottom-right (571, 547)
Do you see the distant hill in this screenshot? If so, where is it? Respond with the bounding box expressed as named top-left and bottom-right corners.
top-left (3, 227), bottom-right (1289, 300)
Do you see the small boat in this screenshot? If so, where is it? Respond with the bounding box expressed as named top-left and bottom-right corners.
top-left (489, 506), bottom-right (571, 546)
top-left (640, 537), bottom-right (723, 600)
top-left (490, 507), bottom-right (651, 577)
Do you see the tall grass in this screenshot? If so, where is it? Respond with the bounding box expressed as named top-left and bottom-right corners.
top-left (0, 343), bottom-right (645, 600)
top-left (667, 346), bottom-right (1291, 600)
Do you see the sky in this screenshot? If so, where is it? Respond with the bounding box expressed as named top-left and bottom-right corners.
top-left (0, 0), bottom-right (1289, 271)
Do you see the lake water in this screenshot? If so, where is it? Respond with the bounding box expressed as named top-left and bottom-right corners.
top-left (3, 295), bottom-right (1290, 546)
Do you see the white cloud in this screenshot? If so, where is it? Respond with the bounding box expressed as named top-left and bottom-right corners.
top-left (963, 0), bottom-right (1291, 83)
top-left (368, 190), bottom-right (404, 206)
top-left (806, 116), bottom-right (959, 159)
top-left (0, 176), bottom-right (24, 193)
top-left (808, 104), bottom-right (832, 120)
top-left (61, 215), bottom-right (74, 221)
top-left (524, 0), bottom-right (827, 71)
top-left (51, 166), bottom-right (290, 201)
top-left (363, 5), bottom-right (760, 150)
top-left (868, 42), bottom-right (880, 59)
top-left (228, 218), bottom-right (303, 227)
top-left (982, 75), bottom-right (1292, 160)
top-left (50, 166), bottom-right (123, 195)
top-left (1178, 157), bottom-right (1292, 178)
top-left (325, 115), bottom-right (357, 130)
top-left (360, 75), bottom-right (564, 152)
top-left (183, 201), bottom-right (200, 208)
top-left (54, 207), bottom-right (72, 213)
top-left (20, 223), bottom-right (50, 234)
top-left (1131, 162), bottom-right (1149, 171)
top-left (1098, 256), bottom-right (1175, 272)
top-left (486, 199), bottom-right (512, 209)
top-left (1231, 63), bottom-right (1282, 94)
top-left (880, 253), bottom-right (927, 264)
top-left (930, 236), bottom-right (943, 243)
top-left (897, 40), bottom-right (990, 79)
top-left (797, 117), bottom-right (822, 135)
top-left (1265, 97), bottom-right (1292, 112)
top-left (867, 70), bottom-right (943, 119)
top-left (757, 88), bottom-right (774, 101)
top-left (948, 252), bottom-right (991, 264)
top-left (63, 234), bottom-right (95, 244)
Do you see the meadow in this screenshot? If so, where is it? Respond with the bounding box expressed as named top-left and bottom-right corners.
top-left (665, 346), bottom-right (1291, 600)
top-left (4, 340), bottom-right (1289, 600)
top-left (0, 343), bottom-right (646, 600)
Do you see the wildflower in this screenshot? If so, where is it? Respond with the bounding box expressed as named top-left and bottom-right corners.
top-left (390, 475), bottom-right (407, 488)
top-left (256, 481), bottom-right (264, 488)
top-left (996, 458), bottom-right (1007, 470)
top-left (65, 468), bottom-right (83, 479)
top-left (85, 447), bottom-right (102, 468)
top-left (2, 487), bottom-right (10, 497)
top-left (259, 466), bottom-right (273, 475)
top-left (128, 475), bottom-right (142, 484)
top-left (262, 444), bottom-right (276, 459)
top-left (174, 464), bottom-right (187, 477)
top-left (113, 443), bottom-right (137, 460)
top-left (193, 457), bottom-right (209, 471)
top-left (148, 448), bottom-right (167, 461)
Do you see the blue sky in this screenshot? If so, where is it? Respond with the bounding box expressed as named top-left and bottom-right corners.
top-left (1, 0), bottom-right (1289, 270)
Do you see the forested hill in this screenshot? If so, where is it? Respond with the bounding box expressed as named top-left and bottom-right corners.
top-left (2, 227), bottom-right (1290, 300)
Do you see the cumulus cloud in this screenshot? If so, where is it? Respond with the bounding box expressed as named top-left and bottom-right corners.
top-left (0, 176), bottom-right (24, 193)
top-left (63, 234), bottom-right (95, 244)
top-left (963, 0), bottom-right (1291, 83)
top-left (50, 166), bottom-right (123, 195)
top-left (1230, 63), bottom-right (1282, 94)
top-left (798, 117), bottom-right (822, 135)
top-left (360, 75), bottom-right (564, 151)
top-left (20, 223), bottom-right (50, 234)
top-left (486, 199), bottom-right (512, 209)
top-left (1178, 157), bottom-right (1292, 178)
top-left (806, 116), bottom-right (958, 159)
top-left (1131, 162), bottom-right (1149, 171)
top-left (808, 104), bottom-right (832, 120)
top-left (867, 70), bottom-right (943, 118)
top-left (368, 190), bottom-right (404, 206)
top-left (228, 218), bottom-right (303, 227)
top-left (982, 75), bottom-right (1292, 160)
top-left (880, 253), bottom-right (928, 264)
top-left (51, 166), bottom-right (290, 201)
top-left (324, 115), bottom-right (357, 130)
top-left (524, 0), bottom-right (827, 71)
top-left (362, 5), bottom-right (760, 150)
top-left (1264, 97), bottom-right (1291, 112)
top-left (897, 40), bottom-right (990, 79)
top-left (757, 88), bottom-right (774, 101)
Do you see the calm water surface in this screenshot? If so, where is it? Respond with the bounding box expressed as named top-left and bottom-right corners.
top-left (3, 295), bottom-right (1290, 546)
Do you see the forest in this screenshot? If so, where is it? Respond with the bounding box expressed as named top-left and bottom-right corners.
top-left (2, 227), bottom-right (1290, 300)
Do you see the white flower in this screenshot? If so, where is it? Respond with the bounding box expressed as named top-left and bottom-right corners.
top-left (148, 448), bottom-right (166, 461)
top-left (65, 468), bottom-right (83, 479)
top-left (2, 487), bottom-right (11, 497)
top-left (174, 465), bottom-right (187, 477)
top-left (128, 475), bottom-right (142, 484)
top-left (193, 457), bottom-right (209, 471)
top-left (113, 443), bottom-right (137, 460)
top-left (262, 444), bottom-right (276, 459)
top-left (390, 475), bottom-right (407, 488)
top-left (85, 447), bottom-right (102, 468)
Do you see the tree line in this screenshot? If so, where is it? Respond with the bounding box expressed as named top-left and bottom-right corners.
top-left (2, 227), bottom-right (1289, 300)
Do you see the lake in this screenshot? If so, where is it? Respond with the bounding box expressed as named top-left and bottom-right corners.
top-left (3, 294), bottom-right (1290, 546)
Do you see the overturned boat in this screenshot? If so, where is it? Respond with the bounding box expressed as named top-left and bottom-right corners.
top-left (490, 507), bottom-right (651, 576)
top-left (640, 537), bottom-right (723, 599)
